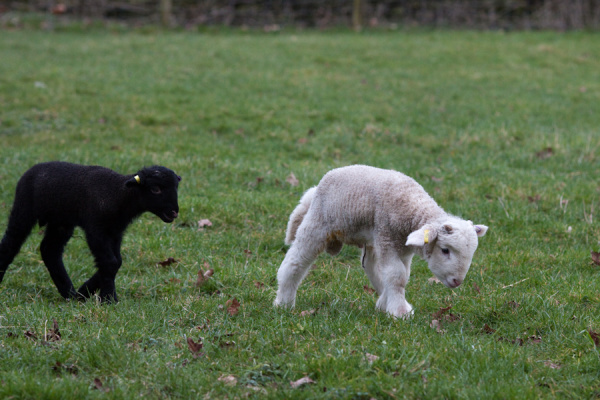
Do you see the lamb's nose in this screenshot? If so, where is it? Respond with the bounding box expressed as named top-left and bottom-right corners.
top-left (172, 211), bottom-right (179, 219)
top-left (452, 278), bottom-right (462, 288)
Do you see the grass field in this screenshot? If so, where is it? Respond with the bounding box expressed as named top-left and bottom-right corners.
top-left (0, 27), bottom-right (599, 399)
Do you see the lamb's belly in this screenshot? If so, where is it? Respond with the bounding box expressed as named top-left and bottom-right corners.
top-left (327, 229), bottom-right (372, 247)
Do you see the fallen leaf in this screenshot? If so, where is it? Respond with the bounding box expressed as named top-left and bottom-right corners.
top-left (300, 309), bottom-right (317, 317)
top-left (483, 323), bottom-right (496, 334)
top-left (536, 147), bottom-right (553, 159)
top-left (52, 361), bottom-right (78, 375)
top-left (591, 251), bottom-right (600, 266)
top-left (297, 137), bottom-right (308, 144)
top-left (158, 257), bottom-right (179, 267)
top-left (365, 353), bottom-right (379, 363)
top-left (93, 378), bottom-right (110, 392)
top-left (218, 375), bottom-right (237, 386)
top-left (195, 265), bottom-right (214, 287)
top-left (195, 320), bottom-right (210, 331)
top-left (506, 301), bottom-right (520, 309)
top-left (219, 340), bottom-right (236, 348)
top-left (226, 298), bottom-right (241, 316)
top-left (432, 305), bottom-right (452, 320)
top-left (527, 194), bottom-right (541, 203)
top-left (429, 319), bottom-right (445, 334)
top-left (589, 330), bottom-right (600, 347)
top-left (544, 361), bottom-right (561, 369)
top-left (290, 376), bottom-right (315, 388)
top-left (444, 313), bottom-right (461, 322)
top-left (198, 219), bottom-right (213, 229)
top-left (528, 335), bottom-right (542, 344)
top-left (44, 319), bottom-right (61, 342)
top-left (431, 176), bottom-right (443, 183)
top-left (186, 337), bottom-right (204, 358)
top-left (254, 281), bottom-right (265, 289)
top-left (243, 249), bottom-right (252, 256)
top-left (428, 276), bottom-right (442, 285)
top-left (24, 330), bottom-right (37, 341)
top-left (363, 285), bottom-right (375, 294)
top-left (473, 282), bottom-right (481, 294)
top-left (286, 173), bottom-right (299, 187)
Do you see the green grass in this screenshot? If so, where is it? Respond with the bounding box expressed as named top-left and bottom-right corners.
top-left (0, 28), bottom-right (599, 399)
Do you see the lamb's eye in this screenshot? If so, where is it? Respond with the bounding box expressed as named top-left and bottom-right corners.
top-left (151, 187), bottom-right (162, 195)
top-left (441, 248), bottom-right (450, 255)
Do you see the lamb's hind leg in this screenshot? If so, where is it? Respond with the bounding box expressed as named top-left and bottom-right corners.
top-left (0, 203), bottom-right (37, 283)
top-left (40, 224), bottom-right (78, 299)
top-left (275, 225), bottom-right (326, 308)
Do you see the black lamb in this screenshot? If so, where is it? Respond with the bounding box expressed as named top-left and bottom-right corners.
top-left (0, 161), bottom-right (181, 302)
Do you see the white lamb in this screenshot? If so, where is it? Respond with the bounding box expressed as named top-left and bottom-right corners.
top-left (274, 165), bottom-right (488, 318)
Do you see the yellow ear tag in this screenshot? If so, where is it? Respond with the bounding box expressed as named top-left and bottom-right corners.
top-left (134, 175), bottom-right (141, 184)
top-left (424, 229), bottom-right (430, 244)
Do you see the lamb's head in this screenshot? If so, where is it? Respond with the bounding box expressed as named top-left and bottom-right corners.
top-left (406, 218), bottom-right (488, 289)
top-left (126, 166), bottom-right (181, 223)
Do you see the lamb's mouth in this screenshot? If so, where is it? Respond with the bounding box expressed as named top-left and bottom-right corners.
top-left (161, 211), bottom-right (178, 223)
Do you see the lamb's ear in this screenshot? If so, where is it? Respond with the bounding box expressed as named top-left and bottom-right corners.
top-left (406, 225), bottom-right (437, 247)
top-left (473, 224), bottom-right (488, 237)
top-left (125, 174), bottom-right (142, 187)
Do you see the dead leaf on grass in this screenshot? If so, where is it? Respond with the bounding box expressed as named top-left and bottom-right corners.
top-left (52, 361), bottom-right (78, 375)
top-left (195, 263), bottom-right (214, 287)
top-left (365, 353), bottom-right (379, 363)
top-left (219, 340), bottom-right (236, 348)
top-left (218, 374), bottom-right (237, 386)
top-left (24, 330), bottom-right (37, 341)
top-left (186, 337), bottom-right (204, 358)
top-left (290, 376), bottom-right (315, 388)
top-left (158, 257), bottom-right (179, 267)
top-left (528, 335), bottom-right (542, 344)
top-left (44, 319), bottom-right (61, 342)
top-left (226, 298), bottom-right (241, 316)
top-left (544, 361), bottom-right (561, 369)
top-left (254, 281), bottom-right (265, 289)
top-left (300, 309), bottom-right (317, 317)
top-left (363, 285), bottom-right (375, 294)
top-left (197, 219), bottom-right (213, 230)
top-left (93, 378), bottom-right (110, 392)
top-left (591, 251), bottom-right (600, 266)
top-left (473, 282), bottom-right (481, 294)
top-left (286, 173), bottom-right (299, 187)
top-left (432, 305), bottom-right (452, 320)
top-left (536, 147), bottom-right (554, 159)
top-left (428, 276), bottom-right (442, 285)
top-left (589, 330), bottom-right (600, 347)
top-left (430, 319), bottom-right (446, 334)
top-left (505, 301), bottom-right (521, 309)
top-left (482, 324), bottom-right (496, 334)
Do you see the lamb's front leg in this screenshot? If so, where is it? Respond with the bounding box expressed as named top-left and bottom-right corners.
top-left (366, 250), bottom-right (413, 318)
top-left (79, 233), bottom-right (122, 303)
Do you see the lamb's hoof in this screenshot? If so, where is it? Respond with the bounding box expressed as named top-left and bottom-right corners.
top-left (273, 297), bottom-right (294, 308)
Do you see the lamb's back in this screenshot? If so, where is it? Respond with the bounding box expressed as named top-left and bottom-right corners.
top-left (314, 165), bottom-right (444, 235)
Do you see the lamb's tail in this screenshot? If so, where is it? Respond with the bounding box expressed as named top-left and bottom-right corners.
top-left (285, 187), bottom-right (317, 245)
